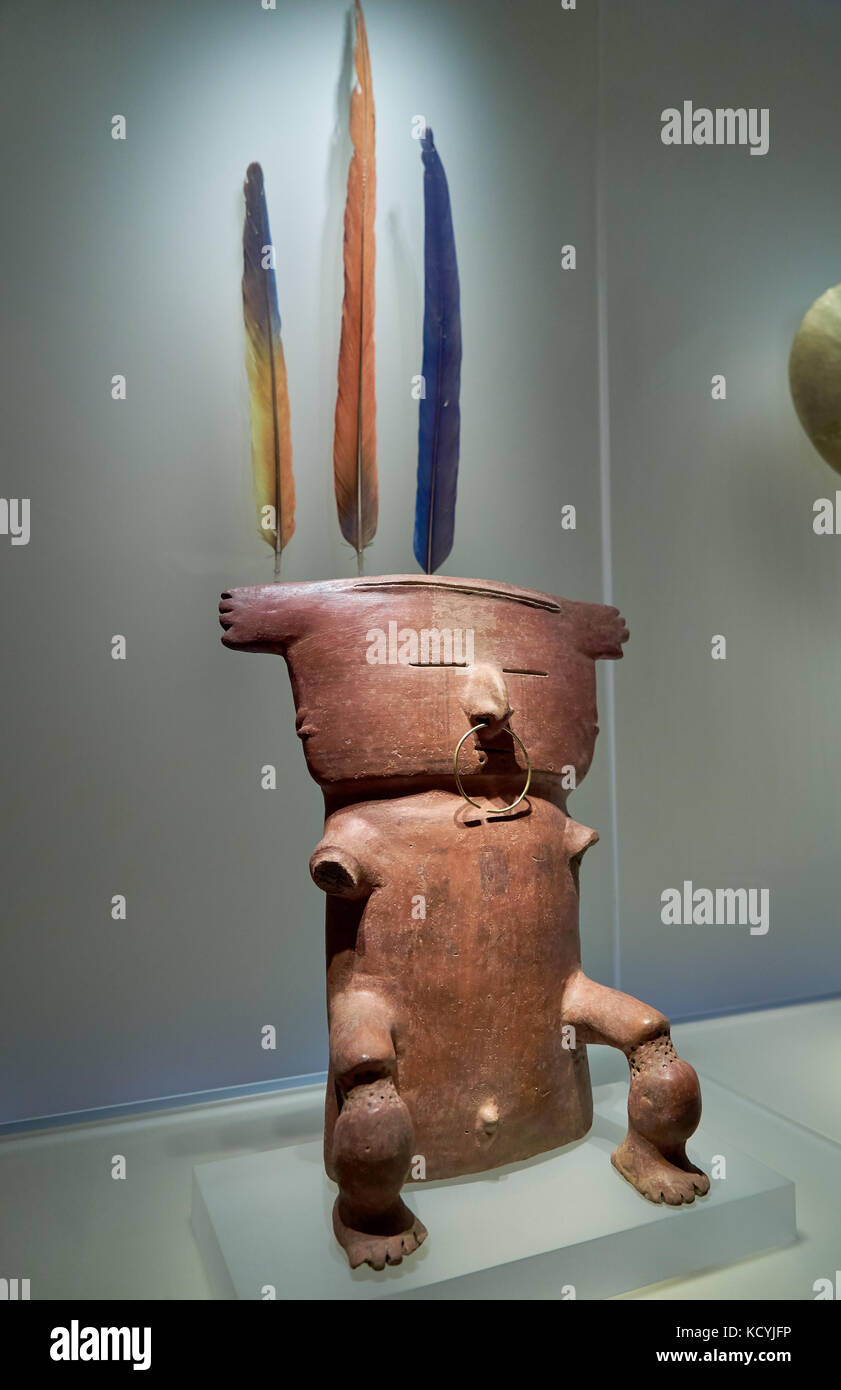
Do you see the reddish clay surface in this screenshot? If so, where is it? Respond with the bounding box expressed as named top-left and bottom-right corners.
top-left (220, 575), bottom-right (709, 1270)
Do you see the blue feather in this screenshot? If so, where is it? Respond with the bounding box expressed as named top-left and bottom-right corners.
top-left (413, 129), bottom-right (462, 574)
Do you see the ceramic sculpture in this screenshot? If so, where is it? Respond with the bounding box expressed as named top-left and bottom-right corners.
top-left (219, 573), bottom-right (709, 1270)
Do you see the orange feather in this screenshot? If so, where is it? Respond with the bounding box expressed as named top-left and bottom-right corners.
top-left (333, 0), bottom-right (377, 571)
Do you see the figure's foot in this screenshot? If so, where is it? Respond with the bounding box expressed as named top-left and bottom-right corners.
top-left (332, 1197), bottom-right (428, 1270)
top-left (611, 1132), bottom-right (710, 1206)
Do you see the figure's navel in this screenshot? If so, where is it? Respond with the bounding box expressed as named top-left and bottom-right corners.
top-left (476, 1099), bottom-right (500, 1145)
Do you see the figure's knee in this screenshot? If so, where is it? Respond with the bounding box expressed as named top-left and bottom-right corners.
top-left (328, 991), bottom-right (413, 1208)
top-left (627, 1035), bottom-right (702, 1147)
top-left (331, 1073), bottom-right (414, 1215)
top-left (626, 1007), bottom-right (671, 1050)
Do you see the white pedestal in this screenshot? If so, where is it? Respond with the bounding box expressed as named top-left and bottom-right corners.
top-left (190, 1082), bottom-right (796, 1300)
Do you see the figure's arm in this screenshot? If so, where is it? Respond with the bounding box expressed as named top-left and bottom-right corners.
top-left (309, 812), bottom-right (383, 900)
top-left (310, 842), bottom-right (376, 899)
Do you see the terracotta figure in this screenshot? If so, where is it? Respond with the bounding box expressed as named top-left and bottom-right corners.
top-left (220, 574), bottom-right (709, 1270)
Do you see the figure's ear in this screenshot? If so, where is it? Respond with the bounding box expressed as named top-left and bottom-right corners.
top-left (565, 820), bottom-right (599, 860)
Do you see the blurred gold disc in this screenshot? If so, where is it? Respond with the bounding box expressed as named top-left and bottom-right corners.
top-left (789, 284), bottom-right (841, 474)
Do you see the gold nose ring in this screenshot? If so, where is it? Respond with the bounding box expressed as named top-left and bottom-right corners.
top-left (453, 722), bottom-right (532, 815)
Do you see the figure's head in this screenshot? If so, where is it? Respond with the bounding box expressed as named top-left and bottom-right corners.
top-left (220, 575), bottom-right (628, 803)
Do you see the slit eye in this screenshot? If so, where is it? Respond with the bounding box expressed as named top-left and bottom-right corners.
top-left (407, 661), bottom-right (470, 668)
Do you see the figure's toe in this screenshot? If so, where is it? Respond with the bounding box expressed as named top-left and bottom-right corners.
top-left (333, 1197), bottom-right (427, 1271)
top-left (612, 1137), bottom-right (709, 1208)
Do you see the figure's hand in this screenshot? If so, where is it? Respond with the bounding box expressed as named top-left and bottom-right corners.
top-left (218, 587), bottom-right (257, 648)
top-left (218, 585), bottom-right (288, 653)
top-left (573, 603), bottom-right (629, 660)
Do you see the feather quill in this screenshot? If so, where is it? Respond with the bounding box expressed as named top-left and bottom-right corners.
top-left (413, 128), bottom-right (462, 574)
top-left (333, 0), bottom-right (377, 572)
top-left (242, 161), bottom-right (294, 579)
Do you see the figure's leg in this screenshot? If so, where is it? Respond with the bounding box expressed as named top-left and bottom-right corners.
top-left (562, 972), bottom-right (710, 1205)
top-left (329, 991), bottom-right (427, 1269)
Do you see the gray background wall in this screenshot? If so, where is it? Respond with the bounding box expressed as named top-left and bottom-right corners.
top-left (1, 0), bottom-right (838, 1126)
top-left (601, 0), bottom-right (841, 1016)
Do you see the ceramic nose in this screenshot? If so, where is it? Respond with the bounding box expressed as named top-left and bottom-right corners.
top-left (461, 663), bottom-right (512, 729)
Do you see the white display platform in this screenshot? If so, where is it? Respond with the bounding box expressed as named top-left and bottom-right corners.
top-left (190, 1082), bottom-right (796, 1300)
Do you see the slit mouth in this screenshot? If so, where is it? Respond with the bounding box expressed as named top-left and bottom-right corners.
top-left (503, 668), bottom-right (548, 677)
